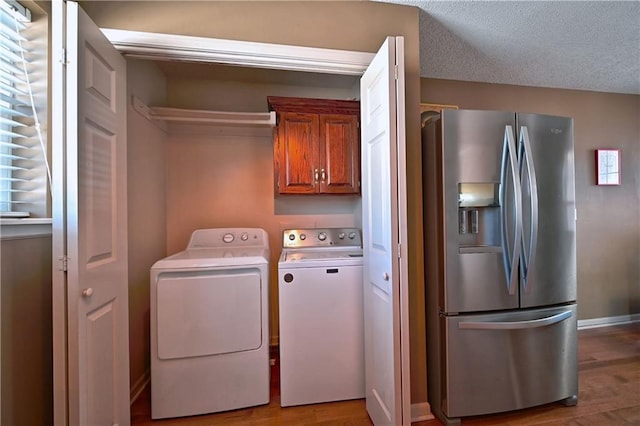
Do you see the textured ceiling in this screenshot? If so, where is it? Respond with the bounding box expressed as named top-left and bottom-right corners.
top-left (379, 0), bottom-right (640, 95)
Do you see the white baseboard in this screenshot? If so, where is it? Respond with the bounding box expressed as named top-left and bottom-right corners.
top-left (578, 313), bottom-right (640, 330)
top-left (411, 401), bottom-right (434, 422)
top-left (130, 370), bottom-right (150, 405)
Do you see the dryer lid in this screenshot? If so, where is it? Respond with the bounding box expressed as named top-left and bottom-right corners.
top-left (152, 247), bottom-right (269, 270)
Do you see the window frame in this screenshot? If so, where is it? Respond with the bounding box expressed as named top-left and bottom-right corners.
top-left (0, 0), bottom-right (49, 219)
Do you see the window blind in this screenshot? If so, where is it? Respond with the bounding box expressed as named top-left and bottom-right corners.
top-left (0, 0), bottom-right (47, 218)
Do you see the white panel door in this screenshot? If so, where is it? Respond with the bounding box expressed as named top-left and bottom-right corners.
top-left (360, 37), bottom-right (410, 426)
top-left (52, 1), bottom-right (130, 425)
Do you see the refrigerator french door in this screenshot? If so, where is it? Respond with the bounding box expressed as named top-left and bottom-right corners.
top-left (423, 109), bottom-right (578, 424)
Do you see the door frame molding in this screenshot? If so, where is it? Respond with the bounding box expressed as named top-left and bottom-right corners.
top-left (101, 28), bottom-right (375, 75)
top-left (51, 1), bottom-right (68, 425)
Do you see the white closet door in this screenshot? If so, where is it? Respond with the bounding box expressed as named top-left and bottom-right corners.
top-left (360, 36), bottom-right (410, 426)
top-left (52, 1), bottom-right (130, 425)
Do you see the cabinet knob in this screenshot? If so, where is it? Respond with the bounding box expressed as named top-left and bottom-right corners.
top-left (321, 169), bottom-right (326, 181)
top-left (383, 272), bottom-right (390, 281)
top-left (314, 168), bottom-right (319, 182)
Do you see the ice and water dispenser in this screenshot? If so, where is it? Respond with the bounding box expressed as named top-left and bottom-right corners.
top-left (458, 183), bottom-right (501, 253)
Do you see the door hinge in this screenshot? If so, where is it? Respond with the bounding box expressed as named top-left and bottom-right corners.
top-left (394, 65), bottom-right (398, 81)
top-left (58, 256), bottom-right (68, 272)
top-left (59, 48), bottom-right (67, 65)
top-left (397, 243), bottom-right (401, 259)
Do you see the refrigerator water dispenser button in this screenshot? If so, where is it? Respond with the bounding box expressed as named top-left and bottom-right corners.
top-left (459, 210), bottom-right (468, 234)
top-left (470, 209), bottom-right (479, 234)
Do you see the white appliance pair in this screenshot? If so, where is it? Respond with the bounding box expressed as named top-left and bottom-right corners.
top-left (150, 228), bottom-right (270, 419)
top-left (278, 228), bottom-right (365, 407)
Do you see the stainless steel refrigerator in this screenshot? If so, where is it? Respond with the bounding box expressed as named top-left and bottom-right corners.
top-left (422, 109), bottom-right (578, 425)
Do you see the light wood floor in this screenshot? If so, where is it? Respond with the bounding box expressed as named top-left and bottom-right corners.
top-left (132, 323), bottom-right (640, 425)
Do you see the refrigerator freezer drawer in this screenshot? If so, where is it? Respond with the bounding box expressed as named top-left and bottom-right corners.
top-left (442, 304), bottom-right (577, 418)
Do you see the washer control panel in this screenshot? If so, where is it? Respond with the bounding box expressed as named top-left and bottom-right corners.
top-left (282, 228), bottom-right (362, 248)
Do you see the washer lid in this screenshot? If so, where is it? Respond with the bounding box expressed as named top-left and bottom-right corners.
top-left (283, 250), bottom-right (363, 262)
top-left (278, 248), bottom-right (363, 268)
top-left (152, 247), bottom-right (269, 270)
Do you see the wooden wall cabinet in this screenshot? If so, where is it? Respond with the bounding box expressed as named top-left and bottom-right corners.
top-left (268, 96), bottom-right (360, 195)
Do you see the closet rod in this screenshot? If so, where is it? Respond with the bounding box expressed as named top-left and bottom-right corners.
top-left (150, 107), bottom-right (276, 127)
top-left (132, 97), bottom-right (276, 127)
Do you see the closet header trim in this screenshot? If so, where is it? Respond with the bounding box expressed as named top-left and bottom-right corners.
top-left (101, 28), bottom-right (375, 76)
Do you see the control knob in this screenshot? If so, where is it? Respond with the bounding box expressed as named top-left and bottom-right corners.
top-left (348, 232), bottom-right (357, 239)
top-left (318, 232), bottom-right (327, 241)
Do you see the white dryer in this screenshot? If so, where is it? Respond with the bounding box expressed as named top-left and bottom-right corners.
top-left (150, 228), bottom-right (270, 419)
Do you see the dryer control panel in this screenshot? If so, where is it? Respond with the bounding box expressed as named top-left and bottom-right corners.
top-left (188, 228), bottom-right (269, 248)
top-left (282, 228), bottom-right (361, 249)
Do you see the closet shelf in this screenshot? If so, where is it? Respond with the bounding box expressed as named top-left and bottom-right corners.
top-left (131, 97), bottom-right (276, 128)
top-left (149, 107), bottom-right (276, 127)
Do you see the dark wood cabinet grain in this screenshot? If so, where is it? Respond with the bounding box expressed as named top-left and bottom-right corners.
top-left (269, 97), bottom-right (360, 195)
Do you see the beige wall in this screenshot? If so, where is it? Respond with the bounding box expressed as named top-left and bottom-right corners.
top-left (1, 235), bottom-right (53, 425)
top-left (83, 0), bottom-right (427, 405)
top-left (163, 67), bottom-right (362, 344)
top-left (126, 59), bottom-right (168, 397)
top-left (421, 78), bottom-right (640, 320)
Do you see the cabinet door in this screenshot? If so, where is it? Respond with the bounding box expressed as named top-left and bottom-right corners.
top-left (276, 112), bottom-right (320, 194)
top-left (319, 114), bottom-right (360, 194)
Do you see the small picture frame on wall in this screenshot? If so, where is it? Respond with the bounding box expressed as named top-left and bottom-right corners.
top-left (595, 149), bottom-right (621, 186)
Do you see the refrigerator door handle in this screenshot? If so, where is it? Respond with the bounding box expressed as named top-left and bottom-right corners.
top-left (458, 310), bottom-right (573, 330)
top-left (500, 125), bottom-right (523, 295)
top-left (519, 126), bottom-right (539, 292)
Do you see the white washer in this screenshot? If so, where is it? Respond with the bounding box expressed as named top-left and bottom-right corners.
top-left (278, 228), bottom-right (364, 407)
top-left (150, 228), bottom-right (270, 419)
